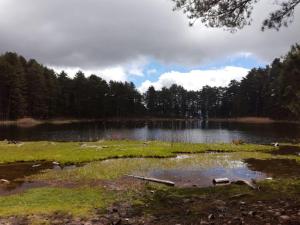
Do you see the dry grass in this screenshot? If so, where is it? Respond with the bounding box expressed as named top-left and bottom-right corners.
top-left (209, 117), bottom-right (275, 124)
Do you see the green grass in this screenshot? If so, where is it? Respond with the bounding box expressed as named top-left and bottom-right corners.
top-left (0, 140), bottom-right (276, 164)
top-left (0, 187), bottom-right (115, 216)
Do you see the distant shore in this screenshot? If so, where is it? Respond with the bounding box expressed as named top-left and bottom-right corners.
top-left (0, 116), bottom-right (299, 127)
top-left (209, 117), bottom-right (275, 124)
top-left (209, 117), bottom-right (300, 124)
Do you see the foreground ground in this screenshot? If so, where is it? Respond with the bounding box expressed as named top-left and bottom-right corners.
top-left (0, 140), bottom-right (299, 225)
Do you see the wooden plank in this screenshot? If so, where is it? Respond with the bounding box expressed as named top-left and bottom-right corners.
top-left (125, 174), bottom-right (175, 186)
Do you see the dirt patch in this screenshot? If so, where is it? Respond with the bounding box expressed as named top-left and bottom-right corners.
top-left (272, 145), bottom-right (300, 156)
top-left (135, 194), bottom-right (300, 225)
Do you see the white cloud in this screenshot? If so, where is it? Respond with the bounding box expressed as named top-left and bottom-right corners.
top-left (127, 57), bottom-right (147, 76)
top-left (51, 58), bottom-right (148, 82)
top-left (139, 66), bottom-right (249, 92)
top-left (52, 66), bottom-right (127, 82)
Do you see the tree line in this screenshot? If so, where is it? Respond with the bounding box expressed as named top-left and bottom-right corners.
top-left (0, 54), bottom-right (144, 120)
top-left (145, 44), bottom-right (300, 120)
top-left (0, 44), bottom-right (299, 120)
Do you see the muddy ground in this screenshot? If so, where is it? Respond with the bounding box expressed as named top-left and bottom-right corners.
top-left (1, 184), bottom-right (300, 225)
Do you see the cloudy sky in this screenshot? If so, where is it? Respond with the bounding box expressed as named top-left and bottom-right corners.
top-left (0, 0), bottom-right (299, 92)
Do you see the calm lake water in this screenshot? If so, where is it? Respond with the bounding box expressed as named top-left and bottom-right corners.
top-left (0, 120), bottom-right (300, 144)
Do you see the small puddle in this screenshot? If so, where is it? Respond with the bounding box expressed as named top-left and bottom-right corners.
top-left (272, 145), bottom-right (300, 156)
top-left (0, 162), bottom-right (79, 195)
top-left (137, 153), bottom-right (300, 187)
top-left (141, 154), bottom-right (267, 187)
top-left (148, 167), bottom-right (265, 187)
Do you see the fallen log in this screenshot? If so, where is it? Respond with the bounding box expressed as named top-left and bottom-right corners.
top-left (125, 174), bottom-right (175, 186)
top-left (212, 178), bottom-right (258, 190)
top-left (231, 179), bottom-right (258, 190)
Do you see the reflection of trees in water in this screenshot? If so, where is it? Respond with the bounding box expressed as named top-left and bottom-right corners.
top-left (0, 120), bottom-right (300, 143)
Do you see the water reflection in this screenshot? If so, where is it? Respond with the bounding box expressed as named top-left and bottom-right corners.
top-left (148, 167), bottom-right (265, 187)
top-left (0, 120), bottom-right (299, 143)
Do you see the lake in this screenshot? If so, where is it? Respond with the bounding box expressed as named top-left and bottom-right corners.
top-left (0, 120), bottom-right (300, 144)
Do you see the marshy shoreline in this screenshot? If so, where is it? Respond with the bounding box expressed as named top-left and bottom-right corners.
top-left (0, 140), bottom-right (299, 224)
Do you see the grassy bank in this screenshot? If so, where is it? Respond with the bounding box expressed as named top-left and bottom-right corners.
top-left (0, 140), bottom-right (276, 164)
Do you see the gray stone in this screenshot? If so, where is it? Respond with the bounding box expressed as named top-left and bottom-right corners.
top-left (279, 215), bottom-right (290, 221)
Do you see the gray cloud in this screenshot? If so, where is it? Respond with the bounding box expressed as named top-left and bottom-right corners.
top-left (0, 0), bottom-right (299, 70)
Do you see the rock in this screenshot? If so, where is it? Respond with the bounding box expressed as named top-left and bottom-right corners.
top-left (208, 214), bottom-right (215, 220)
top-left (241, 211), bottom-right (247, 216)
top-left (273, 142), bottom-right (279, 147)
top-left (113, 219), bottom-right (121, 225)
top-left (0, 179), bottom-right (10, 184)
top-left (248, 211), bottom-right (256, 216)
top-left (213, 200), bottom-right (226, 206)
top-left (216, 206), bottom-right (227, 212)
top-left (275, 212), bottom-right (281, 216)
top-left (90, 217), bottom-right (99, 223)
top-left (233, 216), bottom-right (240, 221)
top-left (183, 199), bottom-right (190, 203)
top-left (32, 164), bottom-right (41, 168)
top-left (112, 207), bottom-right (118, 213)
top-left (51, 219), bottom-right (62, 225)
top-left (53, 161), bottom-right (60, 165)
top-left (279, 215), bottom-right (290, 221)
